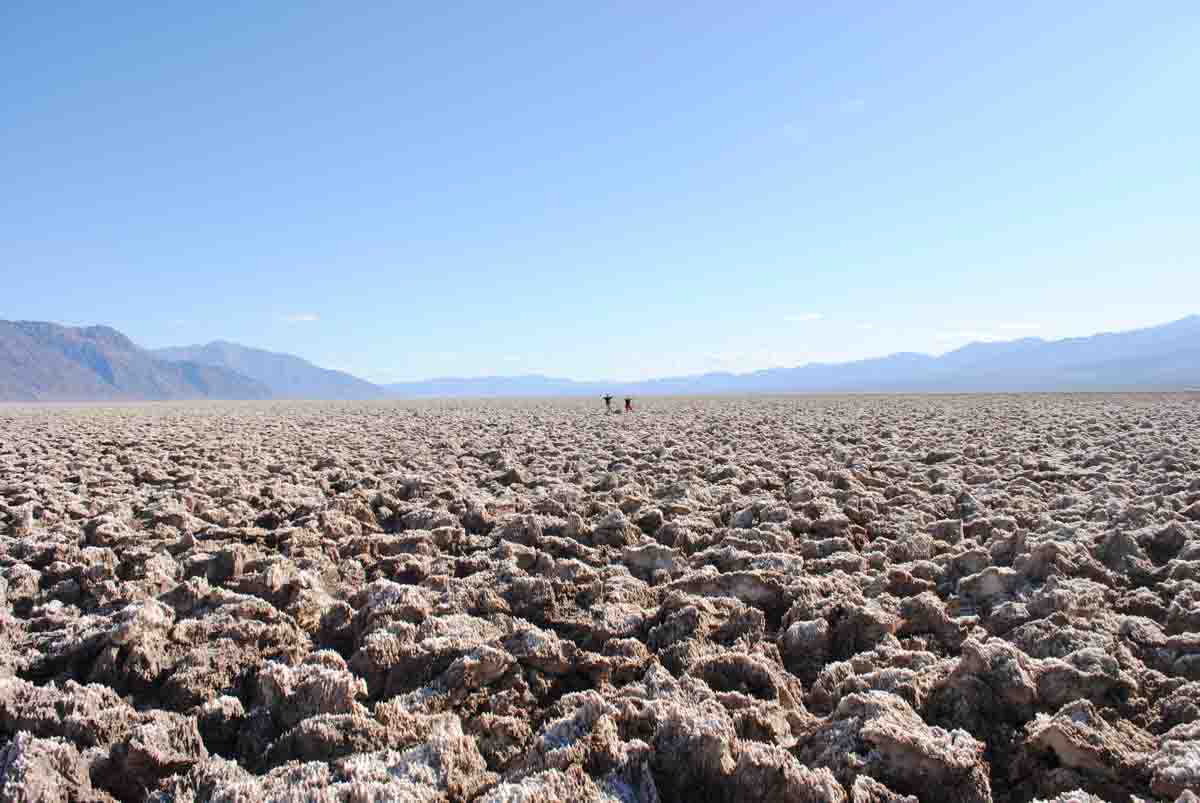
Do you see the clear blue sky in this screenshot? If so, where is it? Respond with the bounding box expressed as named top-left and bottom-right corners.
top-left (3, 2), bottom-right (1198, 382)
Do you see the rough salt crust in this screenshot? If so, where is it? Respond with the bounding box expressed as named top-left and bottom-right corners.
top-left (0, 394), bottom-right (1198, 802)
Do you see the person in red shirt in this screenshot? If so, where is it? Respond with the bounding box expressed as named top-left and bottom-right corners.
top-left (624, 397), bottom-right (633, 413)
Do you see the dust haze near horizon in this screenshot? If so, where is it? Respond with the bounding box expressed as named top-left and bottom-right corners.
top-left (145, 314), bottom-right (1200, 386)
top-left (3, 3), bottom-right (1198, 382)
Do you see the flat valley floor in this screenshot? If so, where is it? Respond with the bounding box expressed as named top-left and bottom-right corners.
top-left (1, 394), bottom-right (1199, 802)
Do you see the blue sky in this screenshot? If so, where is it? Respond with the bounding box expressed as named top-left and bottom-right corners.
top-left (2, 2), bottom-right (1198, 382)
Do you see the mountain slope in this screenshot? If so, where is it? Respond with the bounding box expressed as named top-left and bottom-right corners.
top-left (154, 341), bottom-right (387, 400)
top-left (0, 322), bottom-right (271, 401)
top-left (719, 316), bottom-right (1200, 393)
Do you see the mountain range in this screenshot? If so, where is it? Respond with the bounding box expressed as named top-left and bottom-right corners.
top-left (0, 321), bottom-right (270, 402)
top-left (1, 315), bottom-right (1198, 402)
top-left (154, 341), bottom-right (387, 400)
top-left (386, 314), bottom-right (1200, 396)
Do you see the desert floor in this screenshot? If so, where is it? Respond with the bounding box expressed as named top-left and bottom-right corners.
top-left (1, 394), bottom-right (1199, 802)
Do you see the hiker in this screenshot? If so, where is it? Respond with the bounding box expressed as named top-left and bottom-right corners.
top-left (624, 397), bottom-right (633, 413)
top-left (603, 394), bottom-right (613, 411)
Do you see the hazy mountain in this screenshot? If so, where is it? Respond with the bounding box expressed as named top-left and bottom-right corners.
top-left (385, 315), bottom-right (1200, 397)
top-left (154, 341), bottom-right (387, 400)
top-left (7, 315), bottom-right (1199, 403)
top-left (0, 321), bottom-right (271, 401)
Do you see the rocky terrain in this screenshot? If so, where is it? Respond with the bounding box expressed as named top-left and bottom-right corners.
top-left (1, 394), bottom-right (1199, 802)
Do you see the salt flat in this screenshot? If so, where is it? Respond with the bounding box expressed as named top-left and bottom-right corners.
top-left (1, 394), bottom-right (1199, 802)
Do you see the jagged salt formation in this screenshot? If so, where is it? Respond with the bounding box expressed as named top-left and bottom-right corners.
top-left (0, 394), bottom-right (1198, 801)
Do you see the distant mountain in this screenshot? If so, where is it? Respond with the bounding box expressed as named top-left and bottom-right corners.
top-left (0, 321), bottom-right (271, 401)
top-left (385, 315), bottom-right (1200, 397)
top-left (6, 315), bottom-right (1199, 403)
top-left (154, 341), bottom-right (387, 400)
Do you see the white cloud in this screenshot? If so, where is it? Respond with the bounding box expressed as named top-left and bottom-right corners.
top-left (283, 313), bottom-right (320, 323)
top-left (995, 322), bottom-right (1042, 331)
top-left (784, 312), bottom-right (824, 323)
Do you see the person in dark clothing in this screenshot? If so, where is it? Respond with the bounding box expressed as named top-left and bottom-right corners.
top-left (624, 397), bottom-right (633, 413)
top-left (603, 394), bottom-right (613, 411)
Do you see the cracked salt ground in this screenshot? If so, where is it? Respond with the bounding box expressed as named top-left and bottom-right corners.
top-left (0, 394), bottom-right (1198, 801)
